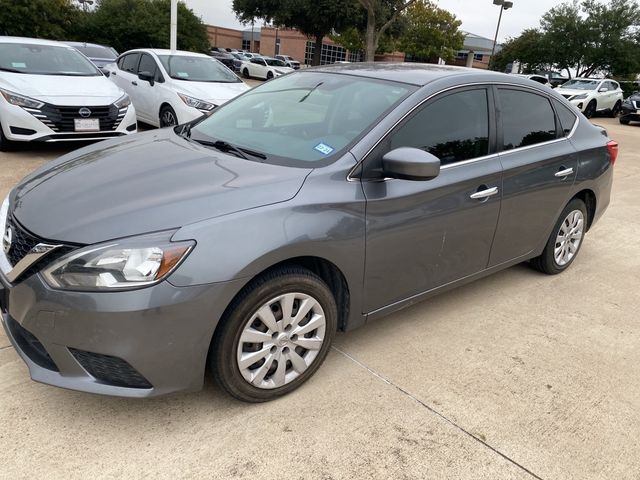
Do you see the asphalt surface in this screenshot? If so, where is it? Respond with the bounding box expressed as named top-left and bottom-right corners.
top-left (0, 116), bottom-right (638, 479)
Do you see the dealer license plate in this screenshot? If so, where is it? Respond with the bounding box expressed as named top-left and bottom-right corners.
top-left (74, 118), bottom-right (100, 132)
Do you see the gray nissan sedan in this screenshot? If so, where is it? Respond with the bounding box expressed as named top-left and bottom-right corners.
top-left (0, 64), bottom-right (616, 402)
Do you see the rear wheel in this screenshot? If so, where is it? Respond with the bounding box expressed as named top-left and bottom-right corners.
top-left (584, 100), bottom-right (597, 119)
top-left (159, 105), bottom-right (178, 128)
top-left (530, 198), bottom-right (588, 275)
top-left (211, 266), bottom-right (337, 402)
top-left (243, 68), bottom-right (250, 79)
top-left (609, 100), bottom-right (621, 117)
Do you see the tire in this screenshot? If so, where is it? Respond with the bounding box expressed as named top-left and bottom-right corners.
top-left (159, 105), bottom-right (178, 128)
top-left (243, 68), bottom-right (250, 79)
top-left (211, 266), bottom-right (337, 402)
top-left (530, 198), bottom-right (588, 275)
top-left (584, 100), bottom-right (597, 119)
top-left (609, 100), bottom-right (621, 118)
top-left (266, 71), bottom-right (274, 80)
top-left (0, 121), bottom-right (14, 152)
top-left (620, 116), bottom-right (630, 125)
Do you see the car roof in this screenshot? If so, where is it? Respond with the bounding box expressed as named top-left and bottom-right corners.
top-left (311, 62), bottom-right (532, 87)
top-left (124, 48), bottom-right (210, 58)
top-left (0, 36), bottom-right (75, 48)
top-left (62, 41), bottom-right (113, 49)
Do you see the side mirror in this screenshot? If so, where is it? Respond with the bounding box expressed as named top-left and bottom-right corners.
top-left (382, 147), bottom-right (441, 181)
top-left (138, 71), bottom-right (155, 86)
top-left (599, 87), bottom-right (608, 93)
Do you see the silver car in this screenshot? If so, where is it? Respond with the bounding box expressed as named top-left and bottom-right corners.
top-left (0, 64), bottom-right (616, 401)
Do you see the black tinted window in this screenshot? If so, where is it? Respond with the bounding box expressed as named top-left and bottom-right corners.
top-left (120, 53), bottom-right (140, 73)
top-left (390, 89), bottom-right (489, 165)
top-left (554, 100), bottom-right (577, 136)
top-left (499, 89), bottom-right (556, 150)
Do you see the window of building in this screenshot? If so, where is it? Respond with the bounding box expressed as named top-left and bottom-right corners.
top-left (242, 40), bottom-right (251, 51)
top-left (389, 89), bottom-right (490, 166)
top-left (304, 41), bottom-right (347, 65)
top-left (499, 89), bottom-right (557, 150)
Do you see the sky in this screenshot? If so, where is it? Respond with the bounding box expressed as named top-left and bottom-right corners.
top-left (183, 0), bottom-right (562, 42)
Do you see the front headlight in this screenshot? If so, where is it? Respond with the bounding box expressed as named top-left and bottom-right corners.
top-left (42, 232), bottom-right (194, 291)
top-left (0, 88), bottom-right (44, 109)
top-left (114, 93), bottom-right (131, 109)
top-left (572, 93), bottom-right (588, 100)
top-left (177, 93), bottom-right (216, 111)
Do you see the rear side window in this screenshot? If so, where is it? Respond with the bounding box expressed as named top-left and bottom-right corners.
top-left (120, 53), bottom-right (140, 73)
top-left (390, 89), bottom-right (490, 166)
top-left (499, 89), bottom-right (557, 150)
top-left (554, 100), bottom-right (578, 136)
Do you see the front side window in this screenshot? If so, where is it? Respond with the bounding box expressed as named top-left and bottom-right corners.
top-left (158, 55), bottom-right (239, 83)
top-left (138, 54), bottom-right (158, 77)
top-left (189, 72), bottom-right (415, 166)
top-left (120, 53), bottom-right (140, 73)
top-left (499, 89), bottom-right (557, 150)
top-left (390, 89), bottom-right (490, 166)
top-left (0, 43), bottom-right (101, 76)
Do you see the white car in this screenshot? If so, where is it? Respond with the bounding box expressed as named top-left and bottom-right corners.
top-left (0, 36), bottom-right (136, 151)
top-left (241, 57), bottom-right (294, 80)
top-left (511, 73), bottom-right (550, 86)
top-left (555, 78), bottom-right (624, 118)
top-left (106, 49), bottom-right (250, 127)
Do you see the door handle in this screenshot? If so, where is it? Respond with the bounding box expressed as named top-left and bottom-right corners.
top-left (132, 81), bottom-right (138, 86)
top-left (111, 71), bottom-right (117, 75)
top-left (555, 167), bottom-right (574, 178)
top-left (470, 186), bottom-right (499, 200)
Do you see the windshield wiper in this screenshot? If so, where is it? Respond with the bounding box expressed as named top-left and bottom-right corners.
top-left (299, 82), bottom-right (323, 103)
top-left (192, 138), bottom-right (267, 160)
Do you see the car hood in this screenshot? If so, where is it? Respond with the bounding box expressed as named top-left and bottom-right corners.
top-left (555, 88), bottom-right (594, 97)
top-left (11, 129), bottom-right (311, 244)
top-left (0, 73), bottom-right (123, 105)
top-left (174, 80), bottom-right (249, 105)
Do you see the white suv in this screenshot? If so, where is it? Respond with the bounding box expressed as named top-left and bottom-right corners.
top-left (0, 36), bottom-right (136, 151)
top-left (555, 78), bottom-right (624, 118)
top-left (106, 49), bottom-right (249, 127)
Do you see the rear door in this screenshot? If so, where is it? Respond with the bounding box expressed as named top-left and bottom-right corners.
top-left (111, 53), bottom-right (140, 96)
top-left (132, 53), bottom-right (162, 122)
top-left (362, 86), bottom-right (503, 312)
top-left (488, 87), bottom-right (578, 266)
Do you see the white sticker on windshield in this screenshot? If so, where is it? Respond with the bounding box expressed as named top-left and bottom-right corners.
top-left (314, 143), bottom-right (334, 155)
top-left (11, 62), bottom-right (26, 68)
top-left (176, 72), bottom-right (189, 77)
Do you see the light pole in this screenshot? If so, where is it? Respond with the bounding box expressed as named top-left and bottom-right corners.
top-left (490, 0), bottom-right (513, 61)
top-left (170, 0), bottom-right (177, 52)
top-left (77, 0), bottom-right (93, 13)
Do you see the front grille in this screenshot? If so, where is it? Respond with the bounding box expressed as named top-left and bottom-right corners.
top-left (633, 100), bottom-right (640, 109)
top-left (23, 103), bottom-right (127, 133)
top-left (69, 348), bottom-right (152, 389)
top-left (6, 317), bottom-right (59, 371)
top-left (5, 216), bottom-right (39, 267)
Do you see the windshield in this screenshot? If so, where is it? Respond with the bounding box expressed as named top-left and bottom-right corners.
top-left (0, 43), bottom-right (101, 76)
top-left (265, 58), bottom-right (286, 67)
top-left (189, 72), bottom-right (415, 167)
top-left (158, 55), bottom-right (239, 82)
top-left (561, 79), bottom-right (599, 90)
top-left (74, 45), bottom-right (117, 60)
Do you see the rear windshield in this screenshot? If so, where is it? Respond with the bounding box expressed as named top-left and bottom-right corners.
top-left (0, 43), bottom-right (101, 76)
top-left (74, 45), bottom-right (117, 60)
top-left (158, 55), bottom-right (240, 83)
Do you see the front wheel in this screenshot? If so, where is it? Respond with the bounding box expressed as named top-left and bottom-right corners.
top-left (211, 266), bottom-right (337, 402)
top-left (620, 116), bottom-right (630, 125)
top-left (159, 105), bottom-right (178, 128)
top-left (584, 100), bottom-right (597, 119)
top-left (0, 121), bottom-right (14, 152)
top-left (266, 71), bottom-right (274, 80)
top-left (530, 198), bottom-right (588, 275)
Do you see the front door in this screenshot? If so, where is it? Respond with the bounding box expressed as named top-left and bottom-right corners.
top-left (362, 87), bottom-right (502, 313)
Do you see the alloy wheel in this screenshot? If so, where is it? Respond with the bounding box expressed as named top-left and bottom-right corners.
top-left (236, 292), bottom-right (326, 389)
top-left (554, 210), bottom-right (584, 266)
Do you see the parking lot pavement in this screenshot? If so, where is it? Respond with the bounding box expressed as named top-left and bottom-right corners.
top-left (1, 117), bottom-right (639, 479)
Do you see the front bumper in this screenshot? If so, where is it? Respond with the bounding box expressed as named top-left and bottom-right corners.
top-left (620, 104), bottom-right (640, 122)
top-left (0, 266), bottom-right (245, 397)
top-left (568, 98), bottom-right (588, 111)
top-left (0, 100), bottom-right (137, 143)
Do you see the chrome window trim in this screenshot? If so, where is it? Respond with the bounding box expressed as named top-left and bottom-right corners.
top-left (347, 81), bottom-right (578, 182)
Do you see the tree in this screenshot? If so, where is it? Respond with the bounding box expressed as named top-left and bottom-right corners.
top-left (357, 0), bottom-right (417, 61)
top-left (233, 0), bottom-right (358, 66)
top-left (490, 29), bottom-right (551, 73)
top-left (82, 0), bottom-right (209, 53)
top-left (0, 0), bottom-right (81, 39)
top-left (398, 0), bottom-right (463, 62)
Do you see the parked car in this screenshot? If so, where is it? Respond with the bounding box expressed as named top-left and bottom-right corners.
top-left (537, 70), bottom-right (569, 87)
top-left (511, 73), bottom-right (550, 86)
top-left (209, 50), bottom-right (236, 71)
top-left (555, 78), bottom-right (624, 118)
top-left (275, 55), bottom-right (301, 70)
top-left (241, 56), bottom-right (294, 80)
top-left (229, 52), bottom-right (247, 72)
top-left (106, 48), bottom-right (249, 127)
top-left (0, 36), bottom-right (136, 151)
top-left (62, 41), bottom-right (118, 73)
top-left (619, 91), bottom-right (640, 124)
top-left (0, 64), bottom-right (615, 402)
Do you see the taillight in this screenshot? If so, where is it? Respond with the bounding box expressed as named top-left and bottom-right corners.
top-left (607, 140), bottom-right (618, 165)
